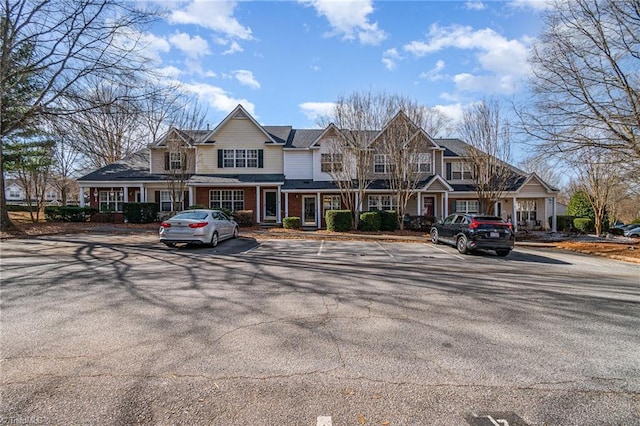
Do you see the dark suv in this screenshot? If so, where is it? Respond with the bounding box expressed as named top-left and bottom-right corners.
top-left (430, 213), bottom-right (515, 256)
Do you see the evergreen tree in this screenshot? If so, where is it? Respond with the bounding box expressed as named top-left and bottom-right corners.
top-left (567, 191), bottom-right (595, 220)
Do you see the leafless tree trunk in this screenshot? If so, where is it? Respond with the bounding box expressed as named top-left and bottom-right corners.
top-left (568, 146), bottom-right (624, 235)
top-left (0, 0), bottom-right (156, 231)
top-left (459, 98), bottom-right (514, 215)
top-left (521, 0), bottom-right (640, 164)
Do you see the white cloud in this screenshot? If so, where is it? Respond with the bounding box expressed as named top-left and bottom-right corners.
top-left (433, 103), bottom-right (464, 125)
top-left (300, 0), bottom-right (387, 45)
top-left (509, 0), bottom-right (554, 11)
top-left (232, 70), bottom-right (260, 89)
top-left (382, 48), bottom-right (401, 71)
top-left (169, 0), bottom-right (253, 40)
top-left (464, 1), bottom-right (486, 10)
top-left (223, 41), bottom-right (243, 55)
top-left (419, 59), bottom-right (445, 81)
top-left (299, 102), bottom-right (336, 122)
top-left (155, 66), bottom-right (183, 79)
top-left (404, 24), bottom-right (532, 94)
top-left (180, 81), bottom-right (256, 115)
top-left (169, 32), bottom-right (210, 59)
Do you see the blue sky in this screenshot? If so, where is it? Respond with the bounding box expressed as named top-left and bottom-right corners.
top-left (144, 0), bottom-right (551, 136)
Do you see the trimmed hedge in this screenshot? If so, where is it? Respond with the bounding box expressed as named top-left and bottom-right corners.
top-left (359, 211), bottom-right (381, 231)
top-left (379, 210), bottom-right (398, 232)
top-left (44, 206), bottom-right (97, 222)
top-left (122, 202), bottom-right (158, 223)
top-left (326, 210), bottom-right (352, 232)
top-left (6, 204), bottom-right (32, 212)
top-left (574, 218), bottom-right (594, 233)
top-left (552, 215), bottom-right (577, 232)
top-left (283, 216), bottom-right (301, 229)
top-left (233, 210), bottom-right (254, 227)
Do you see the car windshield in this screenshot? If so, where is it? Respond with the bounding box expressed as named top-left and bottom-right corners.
top-left (172, 211), bottom-right (209, 220)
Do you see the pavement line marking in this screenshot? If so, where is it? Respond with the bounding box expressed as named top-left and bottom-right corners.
top-left (317, 239), bottom-right (325, 256)
top-left (376, 241), bottom-right (394, 258)
top-left (427, 243), bottom-right (464, 260)
top-left (317, 416), bottom-right (332, 426)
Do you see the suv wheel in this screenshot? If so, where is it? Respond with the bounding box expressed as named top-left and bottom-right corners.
top-left (495, 249), bottom-right (510, 257)
top-left (456, 235), bottom-right (468, 254)
top-left (431, 229), bottom-right (439, 244)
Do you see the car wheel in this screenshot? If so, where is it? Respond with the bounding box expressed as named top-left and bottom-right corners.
top-left (232, 226), bottom-right (239, 239)
top-left (430, 229), bottom-right (439, 244)
top-left (210, 231), bottom-right (219, 247)
top-left (496, 249), bottom-right (511, 257)
top-left (456, 235), bottom-right (468, 254)
top-left (164, 242), bottom-right (176, 248)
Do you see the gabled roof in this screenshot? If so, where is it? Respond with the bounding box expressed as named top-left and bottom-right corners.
top-left (308, 123), bottom-right (342, 148)
top-left (517, 172), bottom-right (560, 193)
top-left (285, 129), bottom-right (325, 148)
top-left (263, 126), bottom-right (293, 144)
top-left (154, 127), bottom-right (210, 147)
top-left (77, 151), bottom-right (164, 182)
top-left (422, 175), bottom-right (454, 192)
top-left (370, 110), bottom-right (440, 149)
top-left (205, 104), bottom-right (280, 144)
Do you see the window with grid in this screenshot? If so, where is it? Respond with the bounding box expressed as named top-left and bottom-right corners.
top-left (321, 153), bottom-right (343, 173)
top-left (322, 195), bottom-right (341, 217)
top-left (517, 200), bottom-right (537, 222)
top-left (99, 190), bottom-right (123, 212)
top-left (413, 152), bottom-right (432, 173)
top-left (160, 190), bottom-right (173, 212)
top-left (374, 154), bottom-right (388, 174)
top-left (222, 149), bottom-right (259, 168)
top-left (169, 152), bottom-right (182, 169)
top-left (9, 189), bottom-right (21, 198)
top-left (368, 195), bottom-right (394, 211)
top-left (454, 200), bottom-right (479, 214)
top-left (210, 190), bottom-right (244, 212)
top-left (451, 162), bottom-right (473, 180)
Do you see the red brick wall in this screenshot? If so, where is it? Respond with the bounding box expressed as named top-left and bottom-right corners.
top-left (195, 186), bottom-right (282, 223)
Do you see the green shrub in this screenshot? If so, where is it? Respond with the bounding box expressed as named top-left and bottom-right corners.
top-left (233, 210), bottom-right (254, 227)
top-left (282, 216), bottom-right (301, 229)
top-left (573, 218), bottom-right (594, 233)
top-left (44, 206), bottom-right (97, 222)
top-left (379, 210), bottom-right (398, 231)
top-left (326, 210), bottom-right (352, 232)
top-left (631, 218), bottom-right (640, 225)
top-left (553, 215), bottom-right (577, 232)
top-left (122, 202), bottom-right (158, 223)
top-left (567, 191), bottom-right (594, 220)
top-left (359, 211), bottom-right (381, 231)
top-left (187, 205), bottom-right (206, 209)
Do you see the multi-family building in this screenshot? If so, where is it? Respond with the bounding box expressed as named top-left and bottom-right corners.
top-left (77, 105), bottom-right (559, 232)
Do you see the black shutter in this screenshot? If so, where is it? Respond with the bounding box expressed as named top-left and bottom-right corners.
top-left (218, 149), bottom-right (223, 168)
top-left (164, 152), bottom-right (170, 170)
top-left (184, 191), bottom-right (189, 208)
top-left (154, 191), bottom-right (160, 207)
top-left (182, 153), bottom-right (187, 170)
top-left (446, 162), bottom-right (452, 180)
top-left (258, 149), bottom-right (264, 168)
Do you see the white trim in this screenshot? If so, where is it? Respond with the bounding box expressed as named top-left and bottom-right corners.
top-left (284, 191), bottom-right (289, 218)
top-left (276, 186), bottom-right (282, 223)
top-left (308, 123), bottom-right (341, 148)
top-left (316, 192), bottom-right (321, 229)
top-left (256, 186), bottom-right (261, 224)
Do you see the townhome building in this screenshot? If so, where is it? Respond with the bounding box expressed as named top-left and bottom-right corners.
top-left (77, 104), bottom-right (559, 232)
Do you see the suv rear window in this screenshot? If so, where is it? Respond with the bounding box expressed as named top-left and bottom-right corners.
top-left (473, 216), bottom-right (505, 223)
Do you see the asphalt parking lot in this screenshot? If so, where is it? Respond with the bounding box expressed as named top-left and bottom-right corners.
top-left (1, 234), bottom-right (639, 425)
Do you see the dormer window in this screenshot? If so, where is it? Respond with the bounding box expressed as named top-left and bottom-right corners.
top-left (164, 151), bottom-right (184, 170)
top-left (412, 153), bottom-right (432, 173)
top-left (451, 162), bottom-right (474, 180)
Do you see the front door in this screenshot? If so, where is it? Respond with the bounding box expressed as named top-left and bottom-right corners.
top-left (264, 190), bottom-right (277, 221)
top-left (303, 196), bottom-right (316, 226)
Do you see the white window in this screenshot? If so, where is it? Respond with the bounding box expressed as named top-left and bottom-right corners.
top-left (322, 195), bottom-right (341, 217)
top-left (223, 149), bottom-right (259, 168)
top-left (321, 153), bottom-right (343, 173)
top-left (8, 189), bottom-right (21, 199)
top-left (517, 200), bottom-right (538, 222)
top-left (160, 190), bottom-right (173, 212)
top-left (210, 190), bottom-right (244, 212)
top-left (455, 200), bottom-right (479, 214)
top-left (169, 152), bottom-right (182, 170)
top-left (413, 152), bottom-right (432, 173)
top-left (374, 154), bottom-right (389, 174)
top-left (451, 162), bottom-right (474, 180)
top-left (368, 195), bottom-right (394, 211)
top-left (99, 190), bottom-right (123, 212)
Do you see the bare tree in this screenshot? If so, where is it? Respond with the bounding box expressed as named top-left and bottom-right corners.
top-left (49, 129), bottom-right (80, 205)
top-left (320, 91), bottom-right (389, 229)
top-left (377, 97), bottom-right (438, 229)
top-left (0, 0), bottom-right (155, 231)
top-left (521, 0), bottom-right (640, 163)
top-left (459, 98), bottom-right (514, 215)
top-left (567, 146), bottom-right (624, 235)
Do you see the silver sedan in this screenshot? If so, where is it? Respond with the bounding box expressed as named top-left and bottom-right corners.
top-left (159, 209), bottom-right (239, 248)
